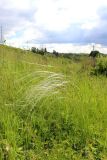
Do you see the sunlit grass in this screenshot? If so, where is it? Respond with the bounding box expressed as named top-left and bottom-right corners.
top-left (0, 45), bottom-right (107, 159)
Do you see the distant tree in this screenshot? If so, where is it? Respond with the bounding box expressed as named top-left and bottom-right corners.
top-left (44, 47), bottom-right (47, 52)
top-left (53, 50), bottom-right (59, 57)
top-left (89, 50), bottom-right (100, 67)
top-left (31, 47), bottom-right (37, 53)
top-left (31, 47), bottom-right (47, 55)
top-left (89, 50), bottom-right (100, 58)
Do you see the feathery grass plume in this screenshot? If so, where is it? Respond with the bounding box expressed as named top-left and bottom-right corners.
top-left (24, 71), bottom-right (67, 114)
top-left (14, 70), bottom-right (67, 117)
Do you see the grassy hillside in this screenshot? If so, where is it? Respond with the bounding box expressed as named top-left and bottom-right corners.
top-left (0, 45), bottom-right (107, 159)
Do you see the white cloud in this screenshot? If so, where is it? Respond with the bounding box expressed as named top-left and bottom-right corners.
top-left (1, 0), bottom-right (107, 52)
top-left (34, 0), bottom-right (106, 32)
top-left (81, 22), bottom-right (98, 30)
top-left (44, 43), bottom-right (103, 53)
top-left (22, 27), bottom-right (44, 41)
top-left (4, 0), bottom-right (33, 10)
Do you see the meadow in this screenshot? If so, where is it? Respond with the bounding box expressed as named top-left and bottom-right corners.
top-left (0, 45), bottom-right (107, 159)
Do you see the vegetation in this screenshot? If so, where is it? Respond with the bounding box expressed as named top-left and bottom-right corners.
top-left (92, 57), bottom-right (107, 76)
top-left (52, 50), bottom-right (59, 57)
top-left (31, 47), bottom-right (47, 55)
top-left (0, 45), bottom-right (107, 159)
top-left (89, 50), bottom-right (100, 58)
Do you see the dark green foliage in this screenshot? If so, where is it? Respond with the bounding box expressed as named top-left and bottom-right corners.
top-left (62, 53), bottom-right (88, 62)
top-left (31, 47), bottom-right (47, 55)
top-left (53, 50), bottom-right (59, 57)
top-left (92, 58), bottom-right (107, 76)
top-left (89, 50), bottom-right (100, 58)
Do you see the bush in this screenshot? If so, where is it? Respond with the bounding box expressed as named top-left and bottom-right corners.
top-left (92, 58), bottom-right (107, 76)
top-left (89, 50), bottom-right (100, 58)
top-left (53, 50), bottom-right (59, 57)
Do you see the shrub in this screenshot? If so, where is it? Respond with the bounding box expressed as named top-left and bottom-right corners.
top-left (92, 58), bottom-right (107, 76)
top-left (89, 50), bottom-right (100, 58)
top-left (53, 50), bottom-right (59, 57)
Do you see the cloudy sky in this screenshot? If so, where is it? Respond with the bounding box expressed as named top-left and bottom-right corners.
top-left (1, 0), bottom-right (107, 53)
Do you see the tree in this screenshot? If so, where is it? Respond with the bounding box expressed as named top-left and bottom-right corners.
top-left (53, 50), bottom-right (59, 57)
top-left (89, 50), bottom-right (100, 58)
top-left (31, 47), bottom-right (37, 53)
top-left (89, 50), bottom-right (100, 67)
top-left (44, 48), bottom-right (47, 52)
top-left (31, 47), bottom-right (47, 55)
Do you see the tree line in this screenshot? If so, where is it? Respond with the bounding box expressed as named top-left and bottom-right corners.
top-left (31, 47), bottom-right (59, 57)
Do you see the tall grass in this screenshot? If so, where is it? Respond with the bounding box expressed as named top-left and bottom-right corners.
top-left (0, 45), bottom-right (107, 159)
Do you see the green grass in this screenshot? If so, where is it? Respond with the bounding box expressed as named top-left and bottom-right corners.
top-left (0, 45), bottom-right (107, 159)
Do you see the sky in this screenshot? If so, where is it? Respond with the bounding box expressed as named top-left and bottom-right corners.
top-left (1, 0), bottom-right (107, 53)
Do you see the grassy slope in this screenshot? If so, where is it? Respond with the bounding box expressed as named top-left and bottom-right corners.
top-left (0, 45), bottom-right (107, 159)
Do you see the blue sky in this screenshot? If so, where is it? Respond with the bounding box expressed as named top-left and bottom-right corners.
top-left (1, 0), bottom-right (107, 53)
